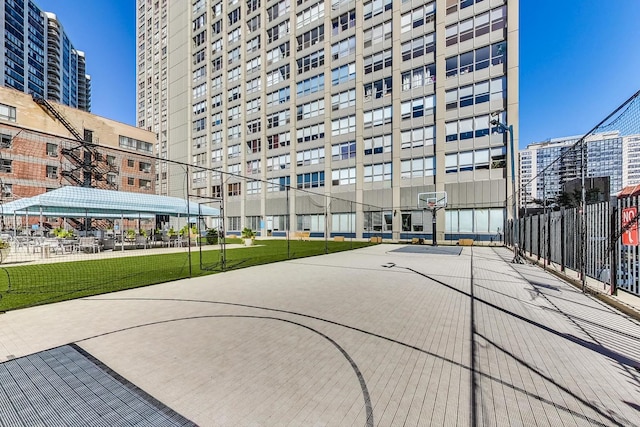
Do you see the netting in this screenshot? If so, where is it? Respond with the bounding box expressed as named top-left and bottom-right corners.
top-left (511, 89), bottom-right (640, 295)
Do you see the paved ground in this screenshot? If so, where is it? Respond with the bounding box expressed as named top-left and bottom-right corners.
top-left (0, 245), bottom-right (639, 426)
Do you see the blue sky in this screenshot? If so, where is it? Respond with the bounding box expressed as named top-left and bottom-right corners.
top-left (35, 0), bottom-right (640, 149)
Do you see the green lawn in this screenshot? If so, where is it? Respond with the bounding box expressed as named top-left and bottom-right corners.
top-left (0, 239), bottom-right (372, 312)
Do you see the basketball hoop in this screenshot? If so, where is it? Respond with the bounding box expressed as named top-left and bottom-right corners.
top-left (427, 202), bottom-right (436, 210)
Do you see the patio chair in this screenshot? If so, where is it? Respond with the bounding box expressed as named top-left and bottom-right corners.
top-left (78, 237), bottom-right (100, 253)
top-left (135, 235), bottom-right (148, 249)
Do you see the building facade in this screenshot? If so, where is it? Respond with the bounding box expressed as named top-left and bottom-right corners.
top-left (519, 131), bottom-right (640, 206)
top-left (0, 86), bottom-right (155, 204)
top-left (0, 1), bottom-right (91, 111)
top-left (137, 0), bottom-right (519, 241)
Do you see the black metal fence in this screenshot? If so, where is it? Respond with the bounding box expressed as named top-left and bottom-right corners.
top-left (507, 197), bottom-right (639, 296)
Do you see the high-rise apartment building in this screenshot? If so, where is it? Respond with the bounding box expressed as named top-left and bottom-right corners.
top-left (0, 2), bottom-right (91, 111)
top-left (519, 131), bottom-right (640, 206)
top-left (137, 0), bottom-right (518, 241)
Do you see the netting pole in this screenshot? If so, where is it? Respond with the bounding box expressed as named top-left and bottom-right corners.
top-left (580, 138), bottom-right (586, 292)
top-left (324, 195), bottom-right (328, 254)
top-left (286, 185), bottom-right (290, 259)
top-left (186, 164), bottom-right (192, 278)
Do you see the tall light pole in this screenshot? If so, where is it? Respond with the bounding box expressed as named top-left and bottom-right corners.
top-left (490, 115), bottom-right (522, 263)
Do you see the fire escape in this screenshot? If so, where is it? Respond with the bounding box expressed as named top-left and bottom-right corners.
top-left (33, 96), bottom-right (118, 189)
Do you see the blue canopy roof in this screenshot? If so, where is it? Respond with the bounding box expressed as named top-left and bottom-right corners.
top-left (0, 186), bottom-right (219, 218)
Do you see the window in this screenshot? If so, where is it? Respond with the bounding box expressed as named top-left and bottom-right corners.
top-left (267, 153), bottom-right (291, 171)
top-left (228, 216), bottom-right (241, 231)
top-left (364, 134), bottom-right (392, 155)
top-left (212, 148), bottom-right (223, 162)
top-left (247, 15), bottom-right (260, 33)
top-left (297, 49), bottom-right (324, 74)
top-left (193, 82), bottom-right (207, 98)
top-left (331, 115), bottom-right (356, 136)
top-left (401, 33), bottom-right (435, 61)
top-left (296, 2), bottom-right (324, 28)
top-left (267, 20), bottom-right (290, 43)
top-left (266, 41), bottom-right (290, 64)
top-left (267, 110), bottom-right (290, 128)
top-left (246, 159), bottom-right (261, 175)
top-left (364, 0), bottom-right (392, 20)
top-left (139, 162), bottom-right (152, 173)
top-left (446, 42), bottom-right (506, 78)
top-left (332, 213), bottom-right (355, 233)
top-left (228, 182), bottom-right (242, 196)
top-left (193, 100), bottom-right (207, 115)
top-left (400, 95), bottom-right (435, 119)
top-left (364, 49), bottom-right (392, 74)
top-left (228, 46), bottom-right (241, 64)
top-left (446, 115), bottom-right (491, 141)
top-left (127, 159), bottom-right (135, 167)
top-left (400, 156), bottom-right (435, 179)
top-left (364, 77), bottom-right (392, 99)
top-left (332, 10), bottom-right (355, 35)
top-left (297, 147), bottom-right (325, 166)
top-left (401, 2), bottom-right (435, 33)
top-left (364, 211), bottom-right (393, 232)
top-left (298, 214), bottom-right (325, 232)
top-left (267, 0), bottom-right (291, 22)
top-left (193, 31), bottom-right (207, 47)
top-left (247, 119), bottom-right (261, 135)
top-left (363, 162), bottom-right (392, 182)
top-left (193, 117), bottom-right (206, 132)
top-left (297, 171), bottom-right (325, 188)
top-left (297, 99), bottom-right (324, 120)
top-left (331, 36), bottom-right (355, 59)
top-left (268, 131), bottom-right (291, 149)
top-left (227, 28), bottom-right (241, 44)
top-left (246, 181), bottom-right (262, 200)
top-left (247, 0), bottom-right (260, 14)
top-left (228, 144), bottom-right (241, 158)
top-left (266, 64), bottom-right (290, 86)
top-left (331, 63), bottom-right (356, 85)
top-left (267, 87), bottom-right (290, 106)
top-left (193, 66), bottom-right (207, 82)
top-left (1, 134), bottom-right (12, 149)
top-left (296, 123), bottom-right (324, 143)
top-left (46, 165), bottom-right (58, 179)
top-left (446, 78), bottom-right (505, 110)
top-left (1, 183), bottom-right (12, 198)
top-left (228, 105), bottom-right (241, 121)
top-left (401, 63), bottom-right (436, 90)
top-left (246, 98), bottom-right (261, 114)
top-left (401, 125), bottom-right (435, 149)
top-left (296, 25), bottom-right (324, 51)
top-left (228, 8), bottom-right (241, 26)
top-left (363, 106), bottom-right (392, 128)
top-left (193, 49), bottom-right (206, 65)
top-left (331, 89), bottom-right (356, 110)
top-left (363, 20), bottom-right (392, 48)
top-left (332, 141), bottom-right (356, 160)
top-left (228, 86), bottom-right (241, 101)
top-left (332, 167), bottom-right (356, 185)
top-left (127, 177), bottom-right (135, 185)
top-left (446, 208), bottom-right (504, 235)
top-left (296, 74), bottom-right (324, 97)
top-left (267, 177), bottom-right (291, 192)
top-left (247, 77), bottom-right (261, 94)
top-left (247, 35), bottom-right (260, 53)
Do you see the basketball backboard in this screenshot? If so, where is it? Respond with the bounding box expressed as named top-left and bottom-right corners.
top-left (417, 191), bottom-right (447, 210)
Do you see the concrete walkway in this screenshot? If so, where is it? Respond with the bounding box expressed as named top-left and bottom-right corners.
top-left (0, 245), bottom-right (639, 426)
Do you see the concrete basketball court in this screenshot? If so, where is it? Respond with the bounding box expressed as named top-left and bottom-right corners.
top-left (0, 245), bottom-right (639, 426)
